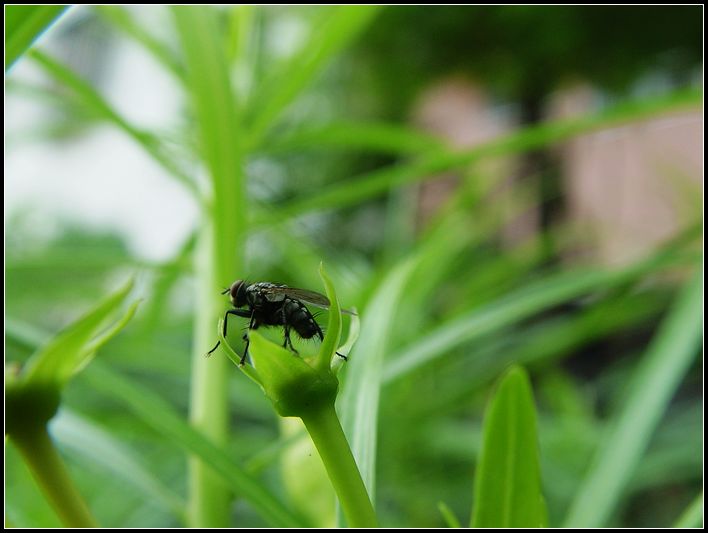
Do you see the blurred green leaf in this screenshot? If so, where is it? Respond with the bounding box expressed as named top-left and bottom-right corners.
top-left (673, 492), bottom-right (703, 528)
top-left (52, 409), bottom-right (185, 520)
top-left (317, 262), bottom-right (343, 371)
top-left (83, 362), bottom-right (307, 528)
top-left (29, 50), bottom-right (199, 197)
top-left (438, 501), bottom-right (462, 528)
top-left (564, 269), bottom-right (702, 527)
top-left (383, 246), bottom-right (695, 384)
top-left (471, 366), bottom-right (547, 528)
top-left (267, 88), bottom-right (701, 222)
top-left (22, 278), bottom-right (137, 388)
top-left (95, 6), bottom-right (185, 83)
top-left (5, 5), bottom-right (68, 71)
top-left (338, 257), bottom-right (418, 516)
top-left (261, 121), bottom-right (446, 155)
top-left (246, 6), bottom-right (381, 147)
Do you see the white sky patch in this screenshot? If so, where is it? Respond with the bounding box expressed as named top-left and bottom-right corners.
top-left (5, 9), bottom-right (198, 263)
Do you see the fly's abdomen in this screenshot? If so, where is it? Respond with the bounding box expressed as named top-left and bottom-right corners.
top-left (283, 299), bottom-right (322, 340)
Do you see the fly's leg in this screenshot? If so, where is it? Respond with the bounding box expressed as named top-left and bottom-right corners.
top-left (313, 321), bottom-right (346, 360)
top-left (206, 341), bottom-right (220, 357)
top-left (281, 306), bottom-right (299, 355)
top-left (241, 311), bottom-right (257, 365)
top-left (309, 320), bottom-right (346, 361)
top-left (206, 308), bottom-right (251, 357)
top-left (285, 326), bottom-right (298, 354)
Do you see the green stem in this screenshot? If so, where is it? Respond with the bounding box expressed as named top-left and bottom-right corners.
top-left (301, 405), bottom-right (377, 528)
top-left (174, 6), bottom-right (247, 526)
top-left (10, 424), bottom-right (98, 528)
top-left (188, 221), bottom-right (231, 527)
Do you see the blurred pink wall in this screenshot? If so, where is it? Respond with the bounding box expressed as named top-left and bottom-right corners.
top-left (413, 77), bottom-right (703, 265)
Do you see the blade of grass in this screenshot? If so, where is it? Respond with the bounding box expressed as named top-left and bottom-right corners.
top-left (266, 88), bottom-right (701, 222)
top-left (430, 290), bottom-right (667, 406)
top-left (245, 6), bottom-right (381, 148)
top-left (673, 492), bottom-right (703, 528)
top-left (5, 5), bottom-right (69, 71)
top-left (563, 269), bottom-right (702, 527)
top-left (23, 278), bottom-right (136, 387)
top-left (337, 256), bottom-right (418, 525)
top-left (259, 121), bottom-right (447, 156)
top-left (29, 50), bottom-right (199, 198)
top-left (83, 362), bottom-right (307, 528)
top-left (471, 366), bottom-right (547, 528)
top-left (172, 6), bottom-right (247, 527)
top-left (382, 245), bottom-right (697, 385)
top-left (95, 6), bottom-right (185, 83)
top-left (51, 409), bottom-right (185, 520)
top-left (438, 501), bottom-right (462, 528)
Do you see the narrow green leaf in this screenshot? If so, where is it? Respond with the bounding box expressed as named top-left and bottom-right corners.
top-left (51, 409), bottom-right (185, 520)
top-left (472, 366), bottom-right (547, 528)
top-left (83, 362), bottom-right (307, 528)
top-left (268, 88), bottom-right (701, 221)
top-left (383, 246), bottom-right (695, 384)
top-left (438, 501), bottom-right (462, 528)
top-left (246, 6), bottom-right (381, 147)
top-left (260, 121), bottom-right (446, 156)
top-left (28, 50), bottom-right (199, 197)
top-left (5, 5), bottom-right (69, 71)
top-left (23, 278), bottom-right (136, 387)
top-left (317, 262), bottom-right (342, 372)
top-left (673, 491), bottom-right (703, 528)
top-left (338, 257), bottom-right (418, 517)
top-left (564, 269), bottom-right (702, 527)
top-left (332, 310), bottom-right (360, 375)
top-left (95, 6), bottom-right (185, 83)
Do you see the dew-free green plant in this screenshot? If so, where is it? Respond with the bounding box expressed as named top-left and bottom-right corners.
top-left (215, 264), bottom-right (377, 528)
top-left (5, 5), bottom-right (702, 528)
top-left (6, 279), bottom-right (138, 527)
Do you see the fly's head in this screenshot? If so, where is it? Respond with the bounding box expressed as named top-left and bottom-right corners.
top-left (225, 280), bottom-right (248, 308)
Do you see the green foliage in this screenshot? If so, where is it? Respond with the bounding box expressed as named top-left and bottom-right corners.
top-left (6, 279), bottom-right (138, 528)
top-left (216, 267), bottom-right (375, 527)
top-left (7, 278), bottom-right (137, 433)
top-left (5, 5), bottom-right (702, 529)
top-left (472, 366), bottom-right (547, 527)
top-left (83, 362), bottom-right (306, 528)
top-left (564, 270), bottom-right (703, 527)
top-left (5, 5), bottom-right (69, 70)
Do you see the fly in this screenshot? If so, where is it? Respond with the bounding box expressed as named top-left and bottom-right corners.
top-left (207, 280), bottom-right (354, 364)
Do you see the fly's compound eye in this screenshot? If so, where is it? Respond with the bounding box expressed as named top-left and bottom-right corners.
top-left (229, 280), bottom-right (246, 307)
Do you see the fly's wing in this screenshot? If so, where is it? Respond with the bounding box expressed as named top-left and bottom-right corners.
top-left (263, 286), bottom-right (357, 315)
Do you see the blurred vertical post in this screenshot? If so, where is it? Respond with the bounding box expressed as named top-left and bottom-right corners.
top-left (173, 6), bottom-right (247, 527)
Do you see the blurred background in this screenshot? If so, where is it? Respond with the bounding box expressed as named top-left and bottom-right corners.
top-left (5, 5), bottom-right (703, 528)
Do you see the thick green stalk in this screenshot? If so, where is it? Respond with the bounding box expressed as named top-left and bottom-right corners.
top-left (10, 425), bottom-right (98, 528)
top-left (174, 7), bottom-right (247, 527)
top-left (189, 222), bottom-right (232, 527)
top-left (301, 405), bottom-right (378, 528)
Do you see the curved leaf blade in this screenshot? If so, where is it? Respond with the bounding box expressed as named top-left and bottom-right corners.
top-left (472, 366), bottom-right (547, 528)
top-left (338, 256), bottom-right (418, 513)
top-left (564, 269), bottom-right (703, 527)
top-left (83, 362), bottom-right (308, 528)
top-left (23, 278), bottom-right (136, 387)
